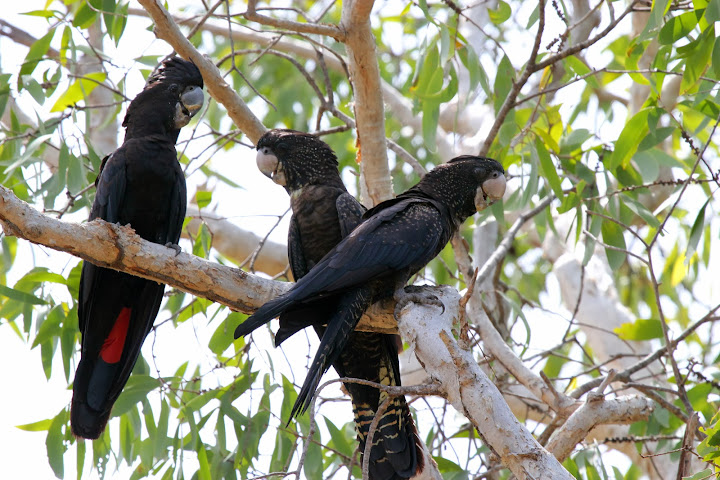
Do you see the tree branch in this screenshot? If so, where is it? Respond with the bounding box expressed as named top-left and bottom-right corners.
top-left (464, 197), bottom-right (583, 414)
top-left (0, 185), bottom-right (397, 333)
top-left (244, 0), bottom-right (345, 41)
top-left (467, 293), bottom-right (578, 416)
top-left (136, 0), bottom-right (267, 144)
top-left (571, 304), bottom-right (720, 398)
top-left (126, 7), bottom-right (456, 157)
top-left (479, 0), bottom-right (546, 157)
top-left (397, 287), bottom-right (574, 479)
top-left (532, 1), bottom-right (637, 72)
top-left (546, 395), bottom-right (654, 462)
top-left (341, 0), bottom-right (393, 206)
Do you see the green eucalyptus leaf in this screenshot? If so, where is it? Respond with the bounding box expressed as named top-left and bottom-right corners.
top-left (614, 319), bottom-right (663, 340)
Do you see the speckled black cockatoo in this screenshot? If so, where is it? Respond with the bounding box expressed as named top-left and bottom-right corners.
top-left (251, 128), bottom-right (424, 479)
top-left (236, 150), bottom-right (506, 476)
top-left (71, 57), bottom-right (204, 439)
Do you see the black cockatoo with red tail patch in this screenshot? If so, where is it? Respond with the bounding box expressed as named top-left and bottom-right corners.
top-left (71, 57), bottom-right (204, 439)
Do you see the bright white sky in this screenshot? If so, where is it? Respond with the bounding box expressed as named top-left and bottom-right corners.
top-left (2, 2), bottom-right (719, 480)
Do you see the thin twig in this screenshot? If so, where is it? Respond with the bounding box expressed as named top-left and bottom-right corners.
top-left (582, 229), bottom-right (648, 265)
top-left (245, 0), bottom-right (345, 41)
top-left (479, 0), bottom-right (546, 156)
top-left (186, 0), bottom-right (224, 39)
top-left (473, 195), bottom-right (555, 285)
top-left (571, 303), bottom-right (720, 397)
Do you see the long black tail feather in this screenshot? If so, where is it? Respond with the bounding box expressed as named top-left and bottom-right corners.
top-left (274, 299), bottom-right (337, 347)
top-left (234, 293), bottom-right (298, 338)
top-left (71, 357), bottom-right (115, 439)
top-left (72, 273), bottom-right (163, 439)
top-left (289, 287), bottom-right (371, 419)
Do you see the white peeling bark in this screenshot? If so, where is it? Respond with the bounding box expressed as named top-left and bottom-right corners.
top-left (397, 286), bottom-right (574, 479)
top-left (137, 0), bottom-right (267, 144)
top-left (546, 395), bottom-right (654, 462)
top-left (0, 185), bottom-right (283, 311)
top-left (340, 0), bottom-right (393, 206)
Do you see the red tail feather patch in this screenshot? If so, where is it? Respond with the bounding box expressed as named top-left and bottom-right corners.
top-left (100, 307), bottom-right (131, 363)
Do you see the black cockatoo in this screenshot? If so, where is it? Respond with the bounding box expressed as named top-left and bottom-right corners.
top-left (71, 57), bottom-right (204, 439)
top-left (253, 129), bottom-right (424, 479)
top-left (236, 153), bottom-right (505, 470)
